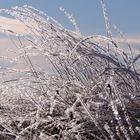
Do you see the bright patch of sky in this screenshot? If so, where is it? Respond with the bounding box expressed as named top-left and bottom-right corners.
top-left (0, 0), bottom-right (140, 36)
top-left (0, 0), bottom-right (140, 77)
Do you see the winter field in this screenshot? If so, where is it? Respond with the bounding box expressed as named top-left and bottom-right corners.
top-left (0, 0), bottom-right (140, 140)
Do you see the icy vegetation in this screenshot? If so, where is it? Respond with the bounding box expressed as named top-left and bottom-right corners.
top-left (0, 1), bottom-right (140, 140)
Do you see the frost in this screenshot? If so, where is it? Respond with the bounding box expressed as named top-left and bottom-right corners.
top-left (0, 1), bottom-right (139, 140)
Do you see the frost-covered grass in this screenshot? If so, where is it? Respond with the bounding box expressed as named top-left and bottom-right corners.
top-left (0, 1), bottom-right (140, 140)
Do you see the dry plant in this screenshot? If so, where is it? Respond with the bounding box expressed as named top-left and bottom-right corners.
top-left (0, 0), bottom-right (140, 140)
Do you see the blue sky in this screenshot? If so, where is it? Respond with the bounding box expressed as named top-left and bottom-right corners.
top-left (0, 0), bottom-right (140, 73)
top-left (0, 0), bottom-right (140, 36)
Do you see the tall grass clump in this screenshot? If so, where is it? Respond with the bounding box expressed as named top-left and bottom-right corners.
top-left (0, 1), bottom-right (140, 140)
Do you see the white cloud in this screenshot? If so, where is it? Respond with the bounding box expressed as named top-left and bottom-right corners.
top-left (0, 16), bottom-right (140, 44)
top-left (0, 16), bottom-right (139, 56)
top-left (113, 36), bottom-right (140, 45)
top-left (0, 16), bottom-right (27, 34)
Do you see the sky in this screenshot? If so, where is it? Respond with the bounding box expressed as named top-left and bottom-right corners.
top-left (0, 0), bottom-right (140, 72)
top-left (0, 0), bottom-right (140, 36)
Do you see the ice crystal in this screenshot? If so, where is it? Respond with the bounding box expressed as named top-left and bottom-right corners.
top-left (0, 1), bottom-right (139, 140)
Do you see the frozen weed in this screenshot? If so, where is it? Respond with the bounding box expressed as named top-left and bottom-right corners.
top-left (0, 0), bottom-right (140, 139)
